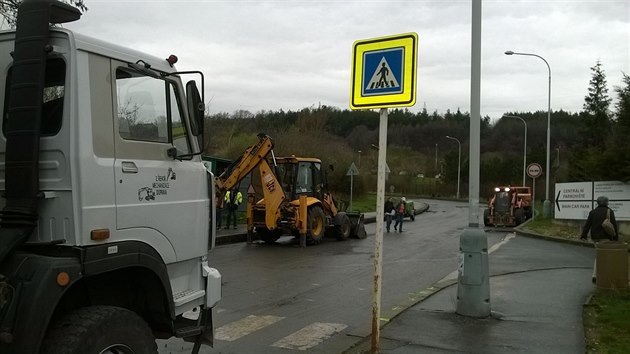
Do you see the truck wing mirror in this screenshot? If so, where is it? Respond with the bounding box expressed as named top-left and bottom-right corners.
top-left (186, 80), bottom-right (203, 137)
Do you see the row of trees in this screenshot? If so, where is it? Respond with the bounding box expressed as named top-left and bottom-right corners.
top-left (203, 61), bottom-right (630, 199)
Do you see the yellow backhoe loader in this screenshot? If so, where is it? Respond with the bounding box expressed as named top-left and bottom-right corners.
top-left (215, 134), bottom-right (366, 245)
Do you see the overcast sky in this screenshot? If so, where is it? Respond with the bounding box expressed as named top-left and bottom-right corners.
top-left (60, 0), bottom-right (629, 119)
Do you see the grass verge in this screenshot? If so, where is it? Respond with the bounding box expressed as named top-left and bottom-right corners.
top-left (584, 288), bottom-right (630, 353)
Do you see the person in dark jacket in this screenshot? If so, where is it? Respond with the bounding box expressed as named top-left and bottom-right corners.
top-left (581, 196), bottom-right (618, 241)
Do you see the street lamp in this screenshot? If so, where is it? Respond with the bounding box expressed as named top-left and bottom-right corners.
top-left (357, 150), bottom-right (362, 168)
top-left (445, 135), bottom-right (461, 199)
top-left (503, 115), bottom-right (527, 186)
top-left (505, 50), bottom-right (552, 218)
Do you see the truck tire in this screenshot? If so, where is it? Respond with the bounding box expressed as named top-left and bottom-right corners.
top-left (334, 213), bottom-right (351, 241)
top-left (42, 305), bottom-right (156, 354)
top-left (515, 208), bottom-right (525, 225)
top-left (307, 206), bottom-right (326, 244)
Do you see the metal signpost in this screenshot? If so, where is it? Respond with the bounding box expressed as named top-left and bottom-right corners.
top-left (527, 163), bottom-right (542, 220)
top-left (350, 32), bottom-right (417, 354)
top-left (346, 162), bottom-right (360, 211)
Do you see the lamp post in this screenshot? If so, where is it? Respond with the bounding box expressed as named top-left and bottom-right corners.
top-left (503, 115), bottom-right (527, 186)
top-left (445, 135), bottom-right (461, 199)
top-left (504, 50), bottom-right (552, 218)
top-left (357, 150), bottom-right (362, 168)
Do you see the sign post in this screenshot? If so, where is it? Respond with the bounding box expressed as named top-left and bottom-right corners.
top-left (346, 162), bottom-right (360, 211)
top-left (350, 32), bottom-right (417, 354)
top-left (527, 163), bottom-right (542, 220)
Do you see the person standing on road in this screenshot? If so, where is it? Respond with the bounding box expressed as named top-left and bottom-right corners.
top-left (384, 197), bottom-right (395, 232)
top-left (581, 196), bottom-right (618, 242)
top-left (394, 197), bottom-right (406, 233)
top-left (224, 188), bottom-right (243, 230)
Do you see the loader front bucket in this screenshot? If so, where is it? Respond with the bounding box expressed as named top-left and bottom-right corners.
top-left (347, 212), bottom-right (366, 239)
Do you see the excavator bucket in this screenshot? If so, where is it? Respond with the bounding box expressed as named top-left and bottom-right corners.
top-left (347, 212), bottom-right (366, 239)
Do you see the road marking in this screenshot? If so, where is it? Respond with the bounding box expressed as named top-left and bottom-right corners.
top-left (441, 232), bottom-right (516, 283)
top-left (215, 315), bottom-right (284, 342)
top-left (271, 322), bottom-right (347, 351)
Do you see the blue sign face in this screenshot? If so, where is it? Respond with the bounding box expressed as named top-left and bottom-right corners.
top-left (361, 47), bottom-right (404, 97)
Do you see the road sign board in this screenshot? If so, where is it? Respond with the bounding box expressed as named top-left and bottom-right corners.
top-left (554, 181), bottom-right (630, 220)
top-left (594, 181), bottom-right (630, 220)
top-left (346, 162), bottom-right (360, 176)
top-left (554, 182), bottom-right (593, 220)
top-left (350, 33), bottom-right (418, 110)
top-left (527, 163), bottom-right (542, 179)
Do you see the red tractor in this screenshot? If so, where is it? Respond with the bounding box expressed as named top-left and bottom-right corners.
top-left (483, 186), bottom-right (532, 227)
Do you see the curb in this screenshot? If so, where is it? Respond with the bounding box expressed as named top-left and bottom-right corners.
top-left (513, 219), bottom-right (595, 248)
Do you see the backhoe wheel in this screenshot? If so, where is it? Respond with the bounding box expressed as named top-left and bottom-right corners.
top-left (42, 305), bottom-right (156, 354)
top-left (307, 206), bottom-right (326, 244)
top-left (334, 213), bottom-right (351, 241)
top-left (257, 227), bottom-right (282, 243)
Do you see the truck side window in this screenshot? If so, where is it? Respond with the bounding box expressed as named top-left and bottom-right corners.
top-left (115, 68), bottom-right (190, 154)
top-left (2, 58), bottom-right (65, 136)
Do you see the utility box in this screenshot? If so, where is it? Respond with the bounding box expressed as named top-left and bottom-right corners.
top-left (596, 241), bottom-right (628, 289)
top-left (456, 228), bottom-right (490, 317)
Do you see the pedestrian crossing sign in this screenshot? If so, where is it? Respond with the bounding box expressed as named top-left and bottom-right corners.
top-left (350, 33), bottom-right (418, 110)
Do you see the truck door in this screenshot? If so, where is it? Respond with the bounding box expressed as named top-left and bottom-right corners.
top-left (111, 63), bottom-right (208, 262)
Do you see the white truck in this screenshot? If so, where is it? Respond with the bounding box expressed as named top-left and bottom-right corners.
top-left (0, 1), bottom-right (221, 353)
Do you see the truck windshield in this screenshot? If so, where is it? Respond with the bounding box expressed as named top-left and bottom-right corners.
top-left (2, 58), bottom-right (66, 136)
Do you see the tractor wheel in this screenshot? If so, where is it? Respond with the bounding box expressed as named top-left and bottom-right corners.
top-left (41, 305), bottom-right (156, 354)
top-left (334, 213), bottom-right (351, 241)
top-left (257, 227), bottom-right (281, 243)
top-left (515, 209), bottom-right (525, 225)
top-left (483, 209), bottom-right (491, 227)
top-left (307, 206), bottom-right (326, 244)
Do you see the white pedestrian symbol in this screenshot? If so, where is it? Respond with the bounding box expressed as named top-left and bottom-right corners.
top-left (365, 57), bottom-right (400, 91)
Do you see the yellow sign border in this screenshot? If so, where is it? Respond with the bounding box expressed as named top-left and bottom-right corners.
top-left (350, 32), bottom-right (418, 110)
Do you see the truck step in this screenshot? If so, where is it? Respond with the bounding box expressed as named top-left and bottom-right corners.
top-left (173, 289), bottom-right (205, 307)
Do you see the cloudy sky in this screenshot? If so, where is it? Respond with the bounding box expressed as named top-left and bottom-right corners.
top-left (59, 0), bottom-right (629, 119)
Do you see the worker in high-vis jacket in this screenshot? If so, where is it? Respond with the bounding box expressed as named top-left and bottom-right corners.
top-left (224, 188), bottom-right (243, 229)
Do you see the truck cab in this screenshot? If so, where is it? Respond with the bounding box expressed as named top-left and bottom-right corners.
top-left (0, 1), bottom-right (220, 353)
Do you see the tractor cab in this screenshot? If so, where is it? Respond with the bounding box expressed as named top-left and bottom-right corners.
top-left (275, 157), bottom-right (325, 202)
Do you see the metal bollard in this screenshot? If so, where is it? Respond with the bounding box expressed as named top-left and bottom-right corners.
top-left (456, 227), bottom-right (490, 317)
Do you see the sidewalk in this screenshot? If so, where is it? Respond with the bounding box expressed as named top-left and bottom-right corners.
top-left (346, 233), bottom-right (596, 353)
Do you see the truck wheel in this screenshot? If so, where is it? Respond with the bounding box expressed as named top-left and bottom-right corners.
top-left (257, 227), bottom-right (281, 243)
top-left (42, 305), bottom-right (156, 354)
top-left (307, 206), bottom-right (326, 244)
top-left (515, 209), bottom-right (525, 225)
top-left (334, 213), bottom-right (351, 241)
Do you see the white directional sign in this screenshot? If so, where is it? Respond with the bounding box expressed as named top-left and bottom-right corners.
top-left (594, 181), bottom-right (630, 220)
top-left (527, 163), bottom-right (542, 179)
top-left (554, 182), bottom-right (593, 220)
top-left (555, 181), bottom-right (630, 220)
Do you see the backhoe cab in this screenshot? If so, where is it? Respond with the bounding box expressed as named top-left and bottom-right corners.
top-left (216, 134), bottom-right (366, 245)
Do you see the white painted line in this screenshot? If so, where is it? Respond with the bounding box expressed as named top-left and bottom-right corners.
top-left (272, 322), bottom-right (347, 351)
top-left (440, 232), bottom-right (516, 283)
top-left (215, 315), bottom-right (284, 342)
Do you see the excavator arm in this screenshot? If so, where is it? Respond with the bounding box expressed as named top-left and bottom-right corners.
top-left (215, 133), bottom-right (286, 230)
top-left (215, 133), bottom-right (275, 192)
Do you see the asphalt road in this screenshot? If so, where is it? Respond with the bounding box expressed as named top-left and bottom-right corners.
top-left (159, 199), bottom-right (507, 354)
